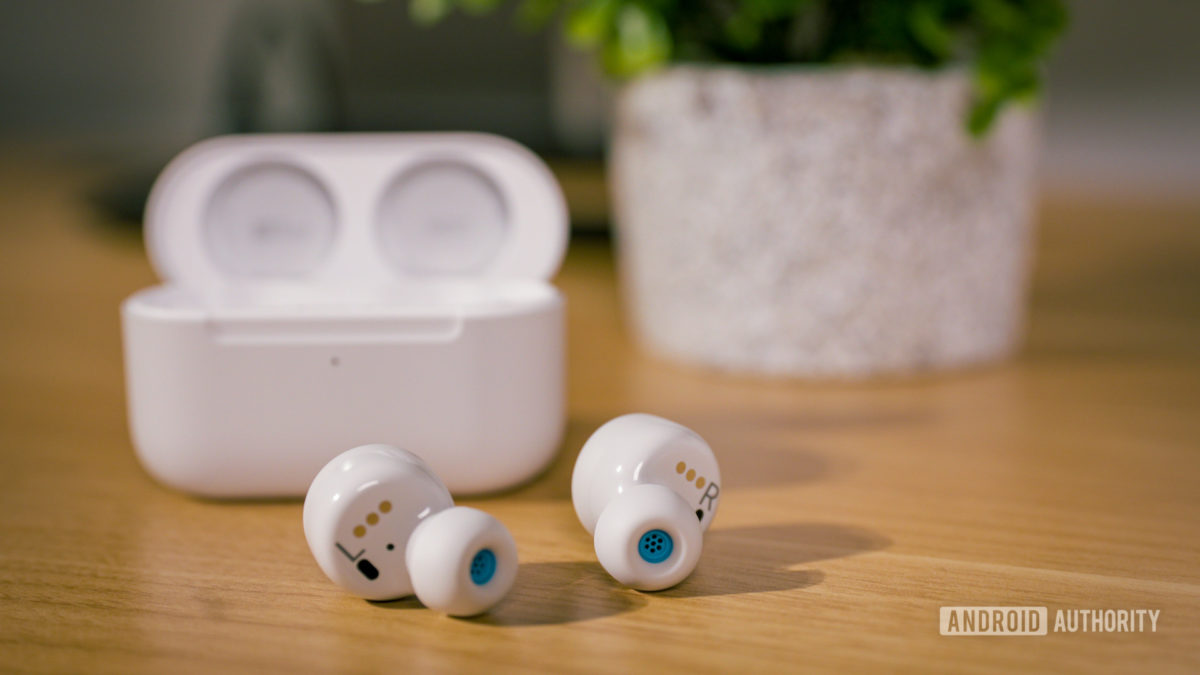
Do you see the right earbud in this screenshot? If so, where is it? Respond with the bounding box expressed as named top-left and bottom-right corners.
top-left (571, 414), bottom-right (721, 591)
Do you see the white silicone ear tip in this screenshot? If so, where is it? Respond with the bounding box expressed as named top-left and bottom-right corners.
top-left (592, 484), bottom-right (703, 591)
top-left (406, 506), bottom-right (518, 616)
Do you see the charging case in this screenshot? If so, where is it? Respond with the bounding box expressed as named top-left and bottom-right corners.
top-left (121, 133), bottom-right (568, 498)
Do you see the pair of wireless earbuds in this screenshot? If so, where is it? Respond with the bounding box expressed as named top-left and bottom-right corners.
top-left (303, 413), bottom-right (722, 616)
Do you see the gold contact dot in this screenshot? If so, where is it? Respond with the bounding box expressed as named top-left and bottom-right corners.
top-left (686, 469), bottom-right (696, 481)
top-left (379, 500), bottom-right (392, 513)
top-left (366, 513), bottom-right (379, 525)
top-left (676, 461), bottom-right (686, 474)
top-left (353, 525), bottom-right (366, 538)
top-left (696, 477), bottom-right (706, 488)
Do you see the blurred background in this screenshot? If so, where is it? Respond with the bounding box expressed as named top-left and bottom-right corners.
top-left (0, 0), bottom-right (1196, 227)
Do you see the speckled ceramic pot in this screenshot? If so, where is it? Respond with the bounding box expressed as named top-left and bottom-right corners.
top-left (611, 65), bottom-right (1040, 377)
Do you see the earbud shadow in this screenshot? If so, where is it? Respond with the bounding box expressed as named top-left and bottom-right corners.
top-left (656, 522), bottom-right (891, 598)
top-left (368, 596), bottom-right (425, 610)
top-left (372, 523), bottom-right (888, 619)
top-left (466, 561), bottom-right (647, 627)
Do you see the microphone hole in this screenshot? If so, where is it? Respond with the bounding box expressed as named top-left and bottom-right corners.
top-left (356, 558), bottom-right (379, 580)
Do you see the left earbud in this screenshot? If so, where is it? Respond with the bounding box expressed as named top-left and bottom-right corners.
top-left (303, 444), bottom-right (517, 616)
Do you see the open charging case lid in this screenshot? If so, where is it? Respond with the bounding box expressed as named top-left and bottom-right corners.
top-left (144, 133), bottom-right (568, 298)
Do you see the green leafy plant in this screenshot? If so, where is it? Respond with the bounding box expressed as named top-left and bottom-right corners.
top-left (404, 0), bottom-right (1067, 135)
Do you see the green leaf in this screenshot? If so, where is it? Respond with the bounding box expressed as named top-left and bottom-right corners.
top-left (723, 9), bottom-right (764, 51)
top-left (976, 0), bottom-right (1024, 32)
top-left (400, 0), bottom-right (1067, 136)
top-left (908, 2), bottom-right (954, 60)
top-left (601, 3), bottom-right (671, 76)
top-left (566, 0), bottom-right (618, 47)
top-left (459, 0), bottom-right (503, 15)
top-left (409, 0), bottom-right (454, 25)
top-left (743, 0), bottom-right (809, 21)
top-left (968, 96), bottom-right (1001, 138)
top-left (516, 0), bottom-right (562, 29)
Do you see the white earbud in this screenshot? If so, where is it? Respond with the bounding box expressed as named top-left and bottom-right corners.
top-left (303, 444), bottom-right (517, 616)
top-left (571, 414), bottom-right (722, 591)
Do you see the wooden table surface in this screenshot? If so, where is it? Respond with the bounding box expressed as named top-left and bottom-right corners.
top-left (1, 154), bottom-right (1198, 673)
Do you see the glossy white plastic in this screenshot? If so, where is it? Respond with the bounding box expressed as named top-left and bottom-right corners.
top-left (122, 133), bottom-right (568, 497)
top-left (571, 414), bottom-right (722, 591)
top-left (303, 444), bottom-right (517, 615)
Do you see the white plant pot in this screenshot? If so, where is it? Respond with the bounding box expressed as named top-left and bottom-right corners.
top-left (611, 65), bottom-right (1040, 377)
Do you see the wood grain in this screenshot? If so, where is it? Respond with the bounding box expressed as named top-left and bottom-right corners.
top-left (0, 155), bottom-right (1198, 673)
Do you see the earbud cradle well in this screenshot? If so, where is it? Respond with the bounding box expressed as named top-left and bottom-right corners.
top-left (123, 133), bottom-right (568, 498)
top-left (145, 134), bottom-right (566, 287)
